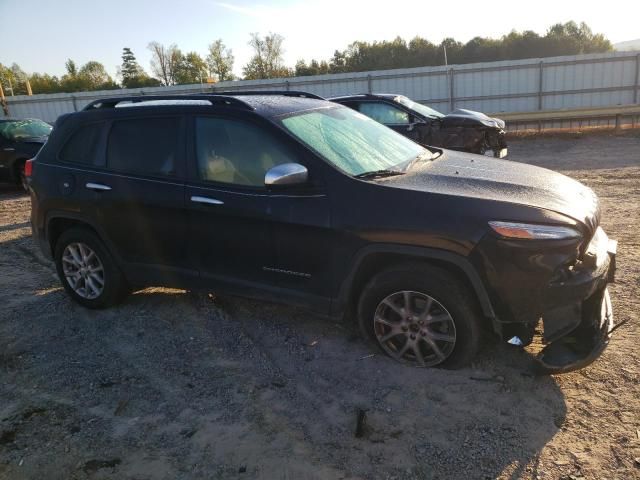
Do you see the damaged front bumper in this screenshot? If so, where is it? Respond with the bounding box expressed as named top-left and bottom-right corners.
top-left (535, 286), bottom-right (614, 374)
top-left (535, 228), bottom-right (618, 374)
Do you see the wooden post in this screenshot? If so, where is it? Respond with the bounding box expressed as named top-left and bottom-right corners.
top-left (0, 82), bottom-right (8, 116)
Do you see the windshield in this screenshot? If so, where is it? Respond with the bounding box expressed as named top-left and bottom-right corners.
top-left (0, 119), bottom-right (52, 140)
top-left (395, 96), bottom-right (444, 119)
top-left (280, 106), bottom-right (426, 176)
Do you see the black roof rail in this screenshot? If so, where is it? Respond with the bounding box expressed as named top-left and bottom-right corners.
top-left (82, 94), bottom-right (254, 111)
top-left (207, 90), bottom-right (325, 100)
top-left (327, 93), bottom-right (379, 100)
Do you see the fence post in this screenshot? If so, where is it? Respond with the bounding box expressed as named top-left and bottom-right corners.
top-left (449, 68), bottom-right (455, 111)
top-left (634, 54), bottom-right (639, 104)
top-left (285, 80), bottom-right (290, 91)
top-left (538, 61), bottom-right (544, 110)
top-left (71, 95), bottom-right (77, 112)
top-left (367, 75), bottom-right (372, 94)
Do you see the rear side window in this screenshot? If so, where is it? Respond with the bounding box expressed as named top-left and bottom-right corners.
top-left (59, 123), bottom-right (104, 165)
top-left (107, 117), bottom-right (180, 176)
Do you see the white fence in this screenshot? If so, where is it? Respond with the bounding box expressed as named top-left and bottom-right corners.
top-left (3, 51), bottom-right (639, 124)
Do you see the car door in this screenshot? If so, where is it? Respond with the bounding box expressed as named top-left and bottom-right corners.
top-left (355, 101), bottom-right (420, 141)
top-left (86, 114), bottom-right (192, 286)
top-left (185, 114), bottom-right (332, 311)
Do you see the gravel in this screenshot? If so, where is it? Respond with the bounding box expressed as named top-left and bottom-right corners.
top-left (0, 130), bottom-right (638, 479)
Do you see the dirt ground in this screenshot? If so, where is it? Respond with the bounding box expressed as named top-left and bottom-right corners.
top-left (0, 131), bottom-right (638, 480)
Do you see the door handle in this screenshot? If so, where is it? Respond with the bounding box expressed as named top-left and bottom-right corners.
top-left (191, 195), bottom-right (224, 205)
top-left (3, 148), bottom-right (15, 152)
top-left (86, 182), bottom-right (112, 191)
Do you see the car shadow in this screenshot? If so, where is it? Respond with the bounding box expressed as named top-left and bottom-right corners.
top-left (0, 228), bottom-right (568, 480)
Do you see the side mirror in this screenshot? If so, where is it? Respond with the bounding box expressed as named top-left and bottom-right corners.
top-left (265, 163), bottom-right (308, 187)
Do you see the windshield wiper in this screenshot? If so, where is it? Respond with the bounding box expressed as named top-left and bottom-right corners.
top-left (354, 169), bottom-right (405, 180)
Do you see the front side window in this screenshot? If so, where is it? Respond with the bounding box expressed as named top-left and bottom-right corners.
top-left (357, 102), bottom-right (410, 125)
top-left (280, 106), bottom-right (425, 177)
top-left (107, 117), bottom-right (180, 176)
top-left (59, 123), bottom-right (104, 165)
top-left (195, 117), bottom-right (294, 187)
top-left (0, 119), bottom-right (52, 140)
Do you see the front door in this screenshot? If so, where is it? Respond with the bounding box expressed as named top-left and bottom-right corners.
top-left (186, 115), bottom-right (290, 292)
top-left (185, 114), bottom-right (333, 311)
top-left (356, 101), bottom-right (419, 142)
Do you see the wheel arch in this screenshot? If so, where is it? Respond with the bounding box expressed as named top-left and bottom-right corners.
top-left (46, 212), bottom-right (119, 263)
top-left (334, 244), bottom-right (496, 321)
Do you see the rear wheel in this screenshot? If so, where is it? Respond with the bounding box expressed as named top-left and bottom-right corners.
top-left (357, 265), bottom-right (482, 369)
top-left (54, 228), bottom-right (128, 308)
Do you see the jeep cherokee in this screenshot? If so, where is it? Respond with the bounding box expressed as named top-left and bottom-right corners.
top-left (28, 92), bottom-right (617, 373)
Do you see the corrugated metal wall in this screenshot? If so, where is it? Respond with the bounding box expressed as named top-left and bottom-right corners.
top-left (4, 51), bottom-right (639, 123)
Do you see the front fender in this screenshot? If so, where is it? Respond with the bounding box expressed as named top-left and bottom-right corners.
top-left (332, 243), bottom-right (496, 321)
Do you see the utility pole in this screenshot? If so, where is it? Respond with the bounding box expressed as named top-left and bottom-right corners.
top-left (444, 44), bottom-right (448, 66)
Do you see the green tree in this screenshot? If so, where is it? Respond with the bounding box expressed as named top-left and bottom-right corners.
top-left (243, 33), bottom-right (291, 80)
top-left (28, 73), bottom-right (62, 94)
top-left (295, 59), bottom-right (329, 76)
top-left (0, 63), bottom-right (29, 95)
top-left (299, 21), bottom-right (612, 74)
top-left (174, 51), bottom-right (208, 84)
top-left (206, 39), bottom-right (235, 82)
top-left (120, 47), bottom-right (161, 88)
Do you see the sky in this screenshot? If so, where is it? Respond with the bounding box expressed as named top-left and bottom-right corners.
top-left (0, 0), bottom-right (637, 81)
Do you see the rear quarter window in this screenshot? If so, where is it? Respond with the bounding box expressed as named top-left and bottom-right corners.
top-left (106, 117), bottom-right (180, 177)
top-left (58, 122), bottom-right (104, 165)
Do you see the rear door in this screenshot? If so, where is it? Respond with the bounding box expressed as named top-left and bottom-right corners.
top-left (85, 114), bottom-right (192, 286)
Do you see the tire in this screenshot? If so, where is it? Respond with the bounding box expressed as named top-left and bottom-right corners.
top-left (54, 227), bottom-right (129, 309)
top-left (357, 264), bottom-right (482, 369)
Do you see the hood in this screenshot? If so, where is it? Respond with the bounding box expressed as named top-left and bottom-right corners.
top-left (442, 109), bottom-right (505, 129)
top-left (385, 150), bottom-right (599, 233)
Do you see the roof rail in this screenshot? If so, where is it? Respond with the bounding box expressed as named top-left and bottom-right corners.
top-left (82, 94), bottom-right (254, 111)
top-left (208, 90), bottom-right (325, 100)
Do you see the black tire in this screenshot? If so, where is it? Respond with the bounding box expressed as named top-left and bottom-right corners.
top-left (357, 264), bottom-right (482, 369)
top-left (54, 227), bottom-right (129, 309)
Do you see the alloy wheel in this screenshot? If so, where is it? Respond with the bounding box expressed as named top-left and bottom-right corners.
top-left (373, 290), bottom-right (457, 367)
top-left (62, 242), bottom-right (105, 299)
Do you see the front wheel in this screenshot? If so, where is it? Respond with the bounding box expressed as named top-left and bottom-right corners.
top-left (54, 228), bottom-right (129, 309)
top-left (357, 265), bottom-right (482, 369)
